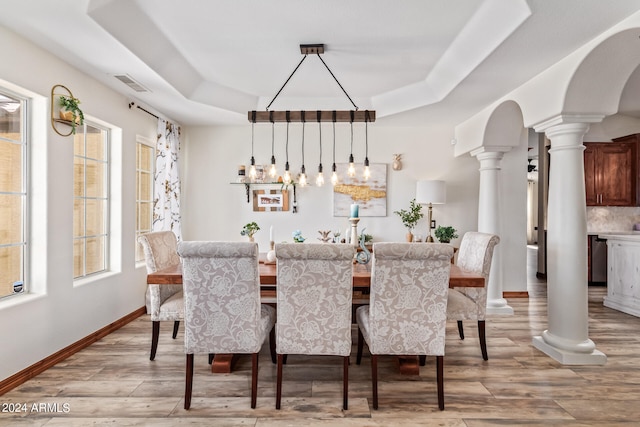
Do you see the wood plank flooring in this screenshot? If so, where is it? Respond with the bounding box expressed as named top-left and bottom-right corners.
top-left (2, 247), bottom-right (640, 426)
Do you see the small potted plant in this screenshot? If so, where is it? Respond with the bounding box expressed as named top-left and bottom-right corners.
top-left (394, 199), bottom-right (424, 242)
top-left (240, 221), bottom-right (260, 242)
top-left (59, 95), bottom-right (84, 134)
top-left (434, 225), bottom-right (458, 243)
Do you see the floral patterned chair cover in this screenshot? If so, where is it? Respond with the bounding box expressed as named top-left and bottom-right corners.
top-left (137, 231), bottom-right (184, 360)
top-left (446, 232), bottom-right (500, 360)
top-left (178, 241), bottom-right (276, 409)
top-left (355, 242), bottom-right (453, 410)
top-left (274, 242), bottom-right (355, 410)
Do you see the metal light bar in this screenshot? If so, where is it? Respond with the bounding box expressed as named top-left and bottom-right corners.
top-left (248, 110), bottom-right (375, 123)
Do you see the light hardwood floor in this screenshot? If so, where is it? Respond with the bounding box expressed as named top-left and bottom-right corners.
top-left (2, 247), bottom-right (640, 426)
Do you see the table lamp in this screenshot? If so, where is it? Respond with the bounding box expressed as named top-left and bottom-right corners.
top-left (416, 180), bottom-right (446, 242)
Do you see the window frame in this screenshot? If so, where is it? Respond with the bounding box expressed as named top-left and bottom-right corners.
top-left (135, 135), bottom-right (155, 263)
top-left (0, 88), bottom-right (27, 300)
top-left (73, 121), bottom-right (110, 280)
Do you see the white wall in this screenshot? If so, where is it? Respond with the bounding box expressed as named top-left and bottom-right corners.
top-left (180, 123), bottom-right (480, 253)
top-left (0, 26), bottom-right (157, 380)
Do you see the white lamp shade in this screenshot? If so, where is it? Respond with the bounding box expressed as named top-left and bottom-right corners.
top-left (416, 180), bottom-right (446, 205)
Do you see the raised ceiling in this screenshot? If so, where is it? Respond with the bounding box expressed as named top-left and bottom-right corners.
top-left (1, 0), bottom-right (640, 126)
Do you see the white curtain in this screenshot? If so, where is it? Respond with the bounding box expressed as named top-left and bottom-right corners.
top-left (153, 118), bottom-right (182, 240)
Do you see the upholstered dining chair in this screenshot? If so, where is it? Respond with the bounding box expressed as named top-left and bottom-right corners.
top-left (274, 243), bottom-right (356, 410)
top-left (138, 231), bottom-right (184, 361)
top-left (446, 231), bottom-right (500, 361)
top-left (178, 241), bottom-right (276, 410)
top-left (356, 242), bottom-right (453, 410)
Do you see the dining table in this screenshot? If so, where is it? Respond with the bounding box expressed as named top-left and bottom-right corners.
top-left (147, 255), bottom-right (485, 375)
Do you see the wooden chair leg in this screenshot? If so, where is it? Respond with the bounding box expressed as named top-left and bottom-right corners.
top-left (172, 320), bottom-right (180, 339)
top-left (269, 326), bottom-right (277, 364)
top-left (457, 320), bottom-right (464, 340)
top-left (436, 355), bottom-right (444, 410)
top-left (343, 356), bottom-right (349, 410)
top-left (150, 321), bottom-right (160, 361)
top-left (371, 354), bottom-right (378, 410)
top-left (356, 327), bottom-right (364, 365)
top-left (282, 354), bottom-right (288, 364)
top-left (276, 354), bottom-right (284, 409)
top-left (184, 353), bottom-right (194, 410)
top-left (419, 355), bottom-right (426, 366)
top-left (251, 353), bottom-right (258, 409)
top-left (478, 320), bottom-right (488, 360)
top-left (208, 353), bottom-right (214, 364)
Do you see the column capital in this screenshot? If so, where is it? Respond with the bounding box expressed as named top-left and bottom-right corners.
top-left (470, 145), bottom-right (512, 158)
top-left (532, 114), bottom-right (603, 134)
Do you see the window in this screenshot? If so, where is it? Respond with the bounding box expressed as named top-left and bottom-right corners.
top-left (73, 123), bottom-right (109, 279)
top-left (135, 138), bottom-right (154, 262)
top-left (0, 91), bottom-right (26, 298)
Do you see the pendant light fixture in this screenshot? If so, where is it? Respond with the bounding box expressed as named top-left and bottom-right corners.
top-left (298, 111), bottom-right (307, 187)
top-left (248, 44), bottom-right (375, 124)
top-left (363, 110), bottom-right (371, 180)
top-left (248, 111), bottom-right (257, 181)
top-left (268, 112), bottom-right (277, 179)
top-left (283, 111), bottom-right (292, 184)
top-left (347, 110), bottom-right (356, 177)
top-left (315, 110), bottom-right (325, 186)
top-left (331, 111), bottom-right (338, 186)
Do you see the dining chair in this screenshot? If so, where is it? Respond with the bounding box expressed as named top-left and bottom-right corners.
top-left (178, 241), bottom-right (276, 409)
top-left (356, 242), bottom-right (453, 410)
top-left (138, 231), bottom-right (184, 361)
top-left (446, 231), bottom-right (500, 360)
top-left (274, 243), bottom-right (356, 410)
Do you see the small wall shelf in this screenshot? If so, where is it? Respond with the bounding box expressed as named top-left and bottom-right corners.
top-left (51, 84), bottom-right (78, 137)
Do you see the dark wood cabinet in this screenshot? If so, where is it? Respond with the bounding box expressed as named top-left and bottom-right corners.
top-left (584, 136), bottom-right (638, 206)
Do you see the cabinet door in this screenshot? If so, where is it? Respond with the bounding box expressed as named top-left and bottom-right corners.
top-left (584, 145), bottom-right (598, 206)
top-left (599, 143), bottom-right (635, 206)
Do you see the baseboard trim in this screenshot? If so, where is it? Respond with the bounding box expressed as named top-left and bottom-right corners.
top-left (0, 307), bottom-right (145, 396)
top-left (504, 291), bottom-right (529, 298)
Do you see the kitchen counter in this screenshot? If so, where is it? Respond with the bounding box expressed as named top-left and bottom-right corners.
top-left (601, 234), bottom-right (640, 317)
top-left (596, 231), bottom-right (640, 242)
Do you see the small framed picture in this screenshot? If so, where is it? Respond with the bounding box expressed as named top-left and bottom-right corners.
top-left (254, 165), bottom-right (265, 183)
top-left (253, 189), bottom-right (289, 211)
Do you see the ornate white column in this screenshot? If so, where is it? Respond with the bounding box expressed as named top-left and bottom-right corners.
top-left (471, 146), bottom-right (513, 315)
top-left (532, 116), bottom-right (606, 364)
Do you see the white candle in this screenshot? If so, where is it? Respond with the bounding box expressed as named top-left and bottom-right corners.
top-left (350, 203), bottom-right (359, 218)
top-left (269, 226), bottom-right (274, 242)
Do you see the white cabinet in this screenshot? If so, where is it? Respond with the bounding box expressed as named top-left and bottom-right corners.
top-left (603, 238), bottom-right (640, 316)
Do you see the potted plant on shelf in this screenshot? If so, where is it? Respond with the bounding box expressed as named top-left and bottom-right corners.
top-left (434, 225), bottom-right (458, 243)
top-left (58, 95), bottom-right (84, 134)
top-left (240, 221), bottom-right (260, 242)
top-left (394, 198), bottom-right (424, 242)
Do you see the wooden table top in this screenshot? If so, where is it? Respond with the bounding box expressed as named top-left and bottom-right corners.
top-left (147, 261), bottom-right (485, 288)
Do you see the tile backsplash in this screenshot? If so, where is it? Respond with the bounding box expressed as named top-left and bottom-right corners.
top-left (587, 206), bottom-right (640, 232)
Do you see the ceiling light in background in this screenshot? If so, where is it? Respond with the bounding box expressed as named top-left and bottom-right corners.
top-left (331, 113), bottom-right (338, 186)
top-left (348, 111), bottom-right (356, 177)
top-left (298, 112), bottom-right (307, 187)
top-left (269, 113), bottom-right (277, 179)
top-left (363, 110), bottom-right (371, 180)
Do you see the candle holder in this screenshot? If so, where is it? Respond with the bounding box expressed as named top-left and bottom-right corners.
top-left (266, 241), bottom-right (276, 263)
top-left (349, 217), bottom-right (360, 248)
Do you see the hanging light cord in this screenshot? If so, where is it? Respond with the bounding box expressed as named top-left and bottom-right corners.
top-left (317, 110), bottom-right (322, 169)
top-left (316, 53), bottom-right (358, 111)
top-left (266, 55), bottom-right (308, 111)
top-left (332, 111), bottom-right (337, 171)
top-left (285, 111), bottom-right (290, 169)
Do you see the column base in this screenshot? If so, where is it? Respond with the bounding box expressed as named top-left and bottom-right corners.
top-left (486, 298), bottom-right (514, 315)
top-left (532, 336), bottom-right (606, 365)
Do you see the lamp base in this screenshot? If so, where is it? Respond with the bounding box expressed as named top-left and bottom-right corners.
top-left (426, 235), bottom-right (434, 243)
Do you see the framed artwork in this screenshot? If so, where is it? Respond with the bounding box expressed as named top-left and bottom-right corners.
top-left (253, 189), bottom-right (289, 212)
top-left (333, 163), bottom-right (387, 217)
